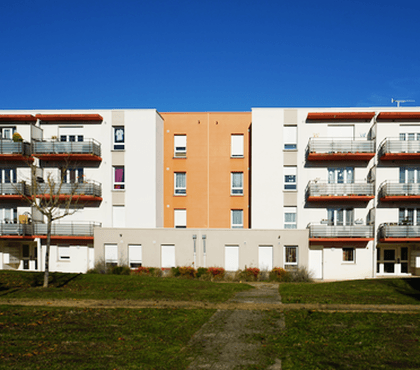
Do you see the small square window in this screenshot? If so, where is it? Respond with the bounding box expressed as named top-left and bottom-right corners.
top-left (231, 172), bottom-right (243, 195)
top-left (113, 127), bottom-right (125, 150)
top-left (231, 135), bottom-right (244, 158)
top-left (284, 207), bottom-right (297, 229)
top-left (174, 209), bottom-right (187, 228)
top-left (231, 209), bottom-right (243, 228)
top-left (174, 172), bottom-right (186, 195)
top-left (284, 126), bottom-right (297, 150)
top-left (284, 167), bottom-right (297, 190)
top-left (114, 166), bottom-right (125, 190)
top-left (343, 248), bottom-right (355, 262)
top-left (58, 246), bottom-right (70, 261)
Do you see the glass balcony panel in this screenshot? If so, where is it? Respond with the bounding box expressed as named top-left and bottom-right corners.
top-left (307, 181), bottom-right (374, 197)
top-left (308, 138), bottom-right (375, 154)
top-left (308, 224), bottom-right (373, 238)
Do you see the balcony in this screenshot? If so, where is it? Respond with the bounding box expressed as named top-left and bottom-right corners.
top-left (0, 182), bottom-right (30, 200)
top-left (0, 222), bottom-right (33, 238)
top-left (379, 181), bottom-right (420, 201)
top-left (306, 181), bottom-right (374, 202)
top-left (33, 221), bottom-right (101, 240)
top-left (307, 138), bottom-right (375, 161)
top-left (379, 223), bottom-right (420, 242)
top-left (35, 181), bottom-right (102, 202)
top-left (379, 138), bottom-right (420, 161)
top-left (308, 223), bottom-right (374, 244)
top-left (0, 140), bottom-right (32, 161)
top-left (32, 139), bottom-right (101, 162)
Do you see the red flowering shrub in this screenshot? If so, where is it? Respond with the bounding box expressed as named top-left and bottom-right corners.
top-left (245, 267), bottom-right (260, 278)
top-left (207, 267), bottom-right (225, 278)
top-left (178, 266), bottom-right (197, 278)
top-left (270, 267), bottom-right (289, 281)
top-left (134, 266), bottom-right (150, 275)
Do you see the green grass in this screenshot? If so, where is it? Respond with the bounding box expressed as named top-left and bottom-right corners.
top-left (279, 278), bottom-right (420, 305)
top-left (0, 271), bottom-right (253, 302)
top-left (0, 305), bottom-right (214, 370)
top-left (259, 310), bottom-right (420, 370)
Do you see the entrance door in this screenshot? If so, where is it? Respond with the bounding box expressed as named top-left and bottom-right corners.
top-left (225, 245), bottom-right (239, 271)
top-left (258, 246), bottom-right (273, 271)
top-left (377, 247), bottom-right (409, 275)
top-left (309, 249), bottom-right (323, 279)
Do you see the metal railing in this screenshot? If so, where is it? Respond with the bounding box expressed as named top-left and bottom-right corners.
top-left (308, 224), bottom-right (374, 238)
top-left (308, 138), bottom-right (375, 154)
top-left (33, 139), bottom-right (101, 157)
top-left (0, 182), bottom-right (30, 196)
top-left (0, 140), bottom-right (31, 155)
top-left (379, 138), bottom-right (420, 156)
top-left (379, 181), bottom-right (420, 198)
top-left (33, 222), bottom-right (101, 236)
top-left (306, 181), bottom-right (374, 197)
top-left (379, 223), bottom-right (420, 239)
top-left (0, 222), bottom-right (33, 236)
top-left (36, 181), bottom-right (102, 197)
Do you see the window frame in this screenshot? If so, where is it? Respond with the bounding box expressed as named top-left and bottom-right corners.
top-left (342, 247), bottom-right (355, 263)
top-left (174, 135), bottom-right (187, 157)
top-left (113, 126), bottom-right (125, 150)
top-left (284, 246), bottom-right (298, 266)
top-left (58, 245), bottom-right (70, 261)
top-left (231, 172), bottom-right (244, 195)
top-left (284, 167), bottom-right (297, 190)
top-left (231, 209), bottom-right (244, 229)
top-left (174, 172), bottom-right (186, 195)
top-left (113, 166), bottom-right (125, 190)
top-left (174, 209), bottom-right (187, 228)
top-left (231, 134), bottom-right (244, 158)
top-left (283, 125), bottom-right (297, 150)
top-left (284, 207), bottom-right (297, 229)
top-left (128, 244), bottom-right (142, 269)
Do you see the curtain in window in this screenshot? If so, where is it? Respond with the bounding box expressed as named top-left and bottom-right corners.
top-left (408, 168), bottom-right (415, 183)
top-left (346, 167), bottom-right (354, 183)
top-left (232, 210), bottom-right (243, 227)
top-left (345, 209), bottom-right (354, 226)
top-left (115, 168), bottom-right (124, 183)
top-left (285, 246), bottom-right (297, 263)
top-left (176, 173), bottom-right (186, 188)
top-left (400, 167), bottom-right (405, 183)
top-left (232, 173), bottom-right (243, 189)
top-left (328, 169), bottom-right (334, 184)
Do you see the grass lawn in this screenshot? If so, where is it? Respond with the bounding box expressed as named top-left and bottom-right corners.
top-left (260, 310), bottom-right (420, 370)
top-left (0, 305), bottom-right (214, 370)
top-left (0, 271), bottom-right (253, 302)
top-left (279, 278), bottom-right (420, 305)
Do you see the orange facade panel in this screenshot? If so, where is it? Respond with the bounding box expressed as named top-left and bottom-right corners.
top-left (307, 112), bottom-right (375, 121)
top-left (162, 112), bottom-right (251, 229)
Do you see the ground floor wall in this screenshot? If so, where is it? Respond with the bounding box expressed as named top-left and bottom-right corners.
top-left (94, 228), bottom-right (310, 272)
top-left (0, 239), bottom-right (94, 273)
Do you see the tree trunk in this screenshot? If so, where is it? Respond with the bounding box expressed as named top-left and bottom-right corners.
top-left (43, 216), bottom-right (52, 288)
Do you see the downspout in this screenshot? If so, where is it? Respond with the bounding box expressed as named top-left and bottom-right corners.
top-left (371, 111), bottom-right (380, 278)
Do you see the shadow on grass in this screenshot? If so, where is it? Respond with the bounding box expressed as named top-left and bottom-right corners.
top-left (383, 278), bottom-right (420, 302)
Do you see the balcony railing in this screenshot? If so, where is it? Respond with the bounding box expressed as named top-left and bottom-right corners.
top-left (0, 222), bottom-right (33, 236)
top-left (308, 138), bottom-right (375, 154)
top-left (0, 140), bottom-right (31, 156)
top-left (33, 222), bottom-right (101, 237)
top-left (0, 182), bottom-right (30, 196)
top-left (33, 139), bottom-right (101, 158)
top-left (306, 181), bottom-right (374, 200)
top-left (36, 181), bottom-right (102, 198)
top-left (379, 223), bottom-right (420, 240)
top-left (379, 181), bottom-right (420, 199)
top-left (308, 224), bottom-right (374, 239)
top-left (379, 138), bottom-right (420, 159)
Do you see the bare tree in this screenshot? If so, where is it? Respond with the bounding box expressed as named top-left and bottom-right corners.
top-left (17, 160), bottom-right (84, 287)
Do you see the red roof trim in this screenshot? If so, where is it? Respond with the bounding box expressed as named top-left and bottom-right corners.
top-left (381, 196), bottom-right (420, 202)
top-left (35, 114), bottom-right (103, 122)
top-left (307, 112), bottom-right (375, 120)
top-left (379, 238), bottom-right (420, 243)
top-left (377, 112), bottom-right (420, 120)
top-left (380, 153), bottom-right (420, 161)
top-left (0, 115), bottom-right (36, 122)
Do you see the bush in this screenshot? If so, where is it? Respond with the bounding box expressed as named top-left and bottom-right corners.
top-left (87, 259), bottom-right (109, 274)
top-left (134, 266), bottom-right (162, 277)
top-left (236, 267), bottom-right (260, 281)
top-left (269, 267), bottom-right (289, 282)
top-left (288, 267), bottom-right (313, 282)
top-left (196, 267), bottom-right (208, 278)
top-left (12, 132), bottom-right (23, 142)
top-left (207, 267), bottom-right (225, 280)
top-left (110, 265), bottom-right (131, 275)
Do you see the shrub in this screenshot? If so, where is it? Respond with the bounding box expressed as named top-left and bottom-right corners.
top-left (288, 267), bottom-right (313, 283)
top-left (12, 132), bottom-right (23, 142)
top-left (87, 259), bottom-right (109, 274)
top-left (207, 267), bottom-right (225, 280)
top-left (110, 265), bottom-right (131, 275)
top-left (196, 267), bottom-right (208, 278)
top-left (270, 267), bottom-right (289, 282)
top-left (178, 266), bottom-right (197, 278)
top-left (236, 267), bottom-right (260, 281)
top-left (134, 266), bottom-right (162, 277)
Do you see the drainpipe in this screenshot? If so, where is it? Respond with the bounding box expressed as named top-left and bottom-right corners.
top-left (193, 234), bottom-right (197, 267)
top-left (372, 111), bottom-right (380, 278)
top-left (202, 234), bottom-right (207, 267)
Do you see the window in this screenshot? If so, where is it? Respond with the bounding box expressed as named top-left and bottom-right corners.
top-left (284, 207), bottom-right (297, 229)
top-left (161, 244), bottom-right (175, 268)
top-left (0, 127), bottom-right (15, 139)
top-left (174, 209), bottom-right (187, 228)
top-left (58, 246), bottom-right (70, 261)
top-left (113, 166), bottom-right (125, 190)
top-left (343, 248), bottom-right (355, 262)
top-left (174, 172), bottom-right (186, 195)
top-left (129, 245), bottom-right (142, 268)
top-left (0, 168), bottom-right (17, 184)
top-left (328, 167), bottom-right (354, 184)
top-left (285, 246), bottom-right (298, 266)
top-left (399, 208), bottom-right (420, 225)
top-left (62, 168), bottom-right (84, 183)
top-left (231, 209), bottom-right (243, 228)
top-left (284, 167), bottom-right (297, 190)
top-left (104, 244), bottom-right (118, 266)
top-left (174, 135), bottom-right (186, 157)
top-left (59, 127), bottom-right (84, 142)
top-left (113, 206), bottom-right (125, 228)
top-left (284, 126), bottom-right (297, 150)
top-left (231, 134), bottom-right (244, 158)
top-left (327, 208), bottom-right (354, 226)
top-left (399, 167), bottom-right (420, 184)
top-left (113, 126), bottom-right (125, 150)
top-left (0, 207), bottom-right (17, 223)
top-left (231, 172), bottom-right (243, 195)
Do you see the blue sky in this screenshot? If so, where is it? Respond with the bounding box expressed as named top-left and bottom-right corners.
top-left (1, 0), bottom-right (419, 111)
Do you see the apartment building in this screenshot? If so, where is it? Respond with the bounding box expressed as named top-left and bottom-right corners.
top-left (161, 112), bottom-right (251, 229)
top-left (0, 110), bottom-right (163, 273)
top-left (252, 107), bottom-right (420, 280)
